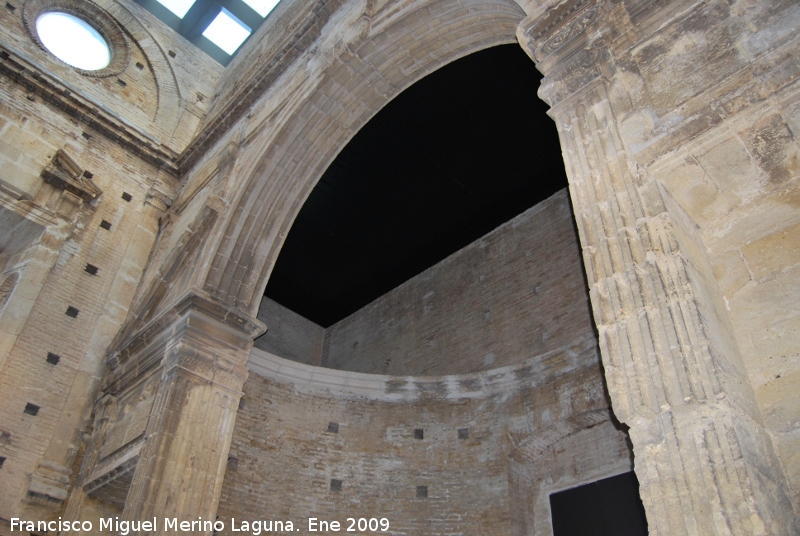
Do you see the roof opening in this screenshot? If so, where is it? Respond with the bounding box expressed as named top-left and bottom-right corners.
top-left (203, 8), bottom-right (251, 55)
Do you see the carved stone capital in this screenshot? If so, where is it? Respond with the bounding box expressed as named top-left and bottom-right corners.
top-left (520, 0), bottom-right (602, 65)
top-left (106, 292), bottom-right (265, 394)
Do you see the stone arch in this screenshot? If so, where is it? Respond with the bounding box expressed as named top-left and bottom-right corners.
top-left (202, 0), bottom-right (528, 315)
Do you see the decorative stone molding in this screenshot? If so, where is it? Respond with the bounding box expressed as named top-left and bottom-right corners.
top-left (522, 0), bottom-right (600, 62)
top-left (40, 149), bottom-right (102, 203)
top-left (83, 439), bottom-right (143, 507)
top-left (22, 0), bottom-right (130, 77)
top-left (0, 47), bottom-right (180, 174)
top-left (26, 461), bottom-right (72, 507)
top-left (145, 187), bottom-right (173, 212)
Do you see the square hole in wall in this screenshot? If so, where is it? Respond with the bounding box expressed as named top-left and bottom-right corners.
top-left (458, 428), bottom-right (469, 439)
top-left (121, 192), bottom-right (132, 202)
top-left (327, 422), bottom-right (339, 433)
top-left (0, 456), bottom-right (5, 468)
top-left (65, 306), bottom-right (79, 318)
top-left (414, 428), bottom-right (424, 440)
top-left (227, 456), bottom-right (238, 471)
top-left (330, 479), bottom-right (342, 492)
top-left (416, 485), bottom-right (427, 498)
top-left (46, 352), bottom-right (60, 365)
top-left (85, 264), bottom-right (99, 276)
top-left (24, 403), bottom-right (40, 416)
top-left (100, 220), bottom-right (112, 230)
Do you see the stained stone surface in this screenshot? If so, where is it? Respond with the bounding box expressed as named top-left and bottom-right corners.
top-left (0, 0), bottom-right (797, 535)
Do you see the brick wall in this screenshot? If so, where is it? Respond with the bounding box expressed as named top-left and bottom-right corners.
top-left (322, 189), bottom-right (594, 375)
top-left (217, 335), bottom-right (628, 536)
top-left (0, 8), bottom-right (186, 517)
top-left (254, 297), bottom-right (324, 365)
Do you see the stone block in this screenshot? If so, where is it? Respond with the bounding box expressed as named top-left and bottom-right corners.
top-left (711, 248), bottom-right (751, 297)
top-left (741, 220), bottom-right (800, 282)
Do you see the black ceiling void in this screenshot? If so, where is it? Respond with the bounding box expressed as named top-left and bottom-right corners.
top-left (264, 44), bottom-right (569, 327)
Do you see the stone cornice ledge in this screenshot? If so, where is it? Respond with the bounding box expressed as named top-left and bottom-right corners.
top-left (105, 291), bottom-right (266, 391)
top-left (247, 334), bottom-right (598, 402)
top-left (0, 45), bottom-right (181, 175)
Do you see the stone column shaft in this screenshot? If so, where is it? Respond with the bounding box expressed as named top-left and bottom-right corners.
top-left (519, 0), bottom-right (797, 533)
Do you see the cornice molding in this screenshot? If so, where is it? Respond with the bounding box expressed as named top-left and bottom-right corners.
top-left (0, 45), bottom-right (180, 175)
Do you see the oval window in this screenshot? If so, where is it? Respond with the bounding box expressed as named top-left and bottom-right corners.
top-left (36, 12), bottom-right (110, 70)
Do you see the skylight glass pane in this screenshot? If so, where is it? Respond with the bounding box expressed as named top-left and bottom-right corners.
top-left (242, 0), bottom-right (281, 18)
top-left (203, 9), bottom-right (251, 55)
top-left (155, 0), bottom-right (196, 18)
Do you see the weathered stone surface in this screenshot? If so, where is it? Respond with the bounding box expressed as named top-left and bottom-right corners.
top-left (0, 0), bottom-right (797, 534)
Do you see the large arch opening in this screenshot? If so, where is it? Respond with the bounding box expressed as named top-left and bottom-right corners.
top-left (255, 44), bottom-right (577, 375)
top-left (216, 43), bottom-right (643, 535)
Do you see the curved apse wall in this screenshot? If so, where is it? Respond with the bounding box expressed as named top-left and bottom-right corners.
top-left (255, 189), bottom-right (595, 376)
top-left (218, 191), bottom-right (635, 535)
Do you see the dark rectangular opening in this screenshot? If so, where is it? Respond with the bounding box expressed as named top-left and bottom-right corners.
top-left (327, 422), bottom-right (339, 433)
top-left (414, 428), bottom-right (423, 440)
top-left (46, 352), bottom-right (60, 365)
top-left (549, 472), bottom-right (648, 536)
top-left (85, 264), bottom-right (99, 276)
top-left (23, 403), bottom-right (40, 416)
top-left (458, 428), bottom-right (468, 439)
top-left (330, 479), bottom-right (342, 491)
top-left (65, 306), bottom-right (79, 318)
top-left (122, 192), bottom-right (132, 202)
top-left (100, 220), bottom-right (112, 230)
top-left (0, 456), bottom-right (6, 468)
top-left (416, 485), bottom-right (427, 498)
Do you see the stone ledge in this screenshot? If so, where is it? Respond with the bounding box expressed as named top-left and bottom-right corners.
top-left (0, 45), bottom-right (180, 175)
top-left (247, 334), bottom-right (599, 402)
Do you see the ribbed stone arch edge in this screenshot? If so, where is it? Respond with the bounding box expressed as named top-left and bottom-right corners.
top-left (202, 0), bottom-right (528, 315)
top-left (22, 0), bottom-right (130, 77)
